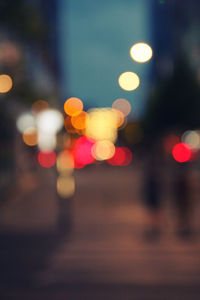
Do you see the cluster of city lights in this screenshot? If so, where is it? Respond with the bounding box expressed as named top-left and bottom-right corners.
top-left (15, 93), bottom-right (134, 198)
top-left (13, 42), bottom-right (153, 198)
top-left (63, 97), bottom-right (133, 168)
top-left (12, 41), bottom-right (153, 199)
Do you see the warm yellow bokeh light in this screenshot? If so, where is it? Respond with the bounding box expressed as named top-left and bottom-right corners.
top-left (71, 111), bottom-right (88, 130)
top-left (57, 175), bottom-right (75, 198)
top-left (22, 127), bottom-right (38, 146)
top-left (64, 97), bottom-right (83, 116)
top-left (118, 72), bottom-right (140, 91)
top-left (57, 150), bottom-right (74, 174)
top-left (0, 74), bottom-right (13, 93)
top-left (85, 108), bottom-right (118, 142)
top-left (112, 98), bottom-right (131, 117)
top-left (130, 42), bottom-right (153, 63)
top-left (92, 140), bottom-right (115, 161)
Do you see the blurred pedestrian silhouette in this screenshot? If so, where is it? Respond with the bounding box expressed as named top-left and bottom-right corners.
top-left (173, 165), bottom-right (192, 238)
top-left (143, 151), bottom-right (162, 239)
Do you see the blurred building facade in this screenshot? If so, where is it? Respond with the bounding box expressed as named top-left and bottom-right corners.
top-left (0, 0), bottom-right (61, 194)
top-left (151, 0), bottom-right (200, 82)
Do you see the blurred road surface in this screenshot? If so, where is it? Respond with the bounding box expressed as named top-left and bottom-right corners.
top-left (1, 164), bottom-right (200, 299)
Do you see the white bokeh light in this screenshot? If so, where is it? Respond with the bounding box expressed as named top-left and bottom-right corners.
top-left (16, 112), bottom-right (35, 133)
top-left (36, 109), bottom-right (64, 134)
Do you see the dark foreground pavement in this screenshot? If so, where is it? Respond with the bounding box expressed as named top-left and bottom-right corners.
top-left (0, 165), bottom-right (200, 299)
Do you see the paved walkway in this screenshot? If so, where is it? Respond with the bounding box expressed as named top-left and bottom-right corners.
top-left (40, 165), bottom-right (200, 297)
top-left (1, 164), bottom-right (200, 299)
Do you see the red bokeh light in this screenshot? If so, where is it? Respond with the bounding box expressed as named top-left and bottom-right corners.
top-left (38, 150), bottom-right (57, 168)
top-left (107, 147), bottom-right (126, 166)
top-left (121, 147), bottom-right (133, 166)
top-left (172, 143), bottom-right (191, 163)
top-left (72, 136), bottom-right (95, 168)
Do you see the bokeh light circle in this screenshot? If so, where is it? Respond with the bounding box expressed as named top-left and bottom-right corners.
top-left (64, 97), bottom-right (83, 116)
top-left (36, 109), bottom-right (64, 134)
top-left (57, 175), bottom-right (75, 198)
top-left (57, 150), bottom-right (74, 174)
top-left (22, 127), bottom-right (38, 146)
top-left (130, 42), bottom-right (153, 63)
top-left (92, 140), bottom-right (115, 161)
top-left (38, 150), bottom-right (57, 168)
top-left (85, 108), bottom-right (118, 142)
top-left (181, 130), bottom-right (200, 150)
top-left (112, 98), bottom-right (131, 117)
top-left (172, 143), bottom-right (191, 163)
top-left (118, 72), bottom-right (140, 91)
top-left (107, 147), bottom-right (126, 166)
top-left (121, 147), bottom-right (133, 166)
top-left (71, 111), bottom-right (88, 130)
top-left (0, 74), bottom-right (13, 93)
top-left (16, 112), bottom-right (35, 133)
top-left (73, 136), bottom-right (95, 167)
top-left (113, 109), bottom-right (125, 128)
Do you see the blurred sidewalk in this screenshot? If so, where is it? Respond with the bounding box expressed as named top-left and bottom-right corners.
top-left (37, 165), bottom-right (200, 287)
top-left (1, 164), bottom-right (200, 299)
top-left (0, 167), bottom-right (59, 233)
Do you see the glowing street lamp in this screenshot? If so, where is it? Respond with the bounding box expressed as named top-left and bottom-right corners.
top-left (130, 42), bottom-right (153, 63)
top-left (118, 72), bottom-right (140, 91)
